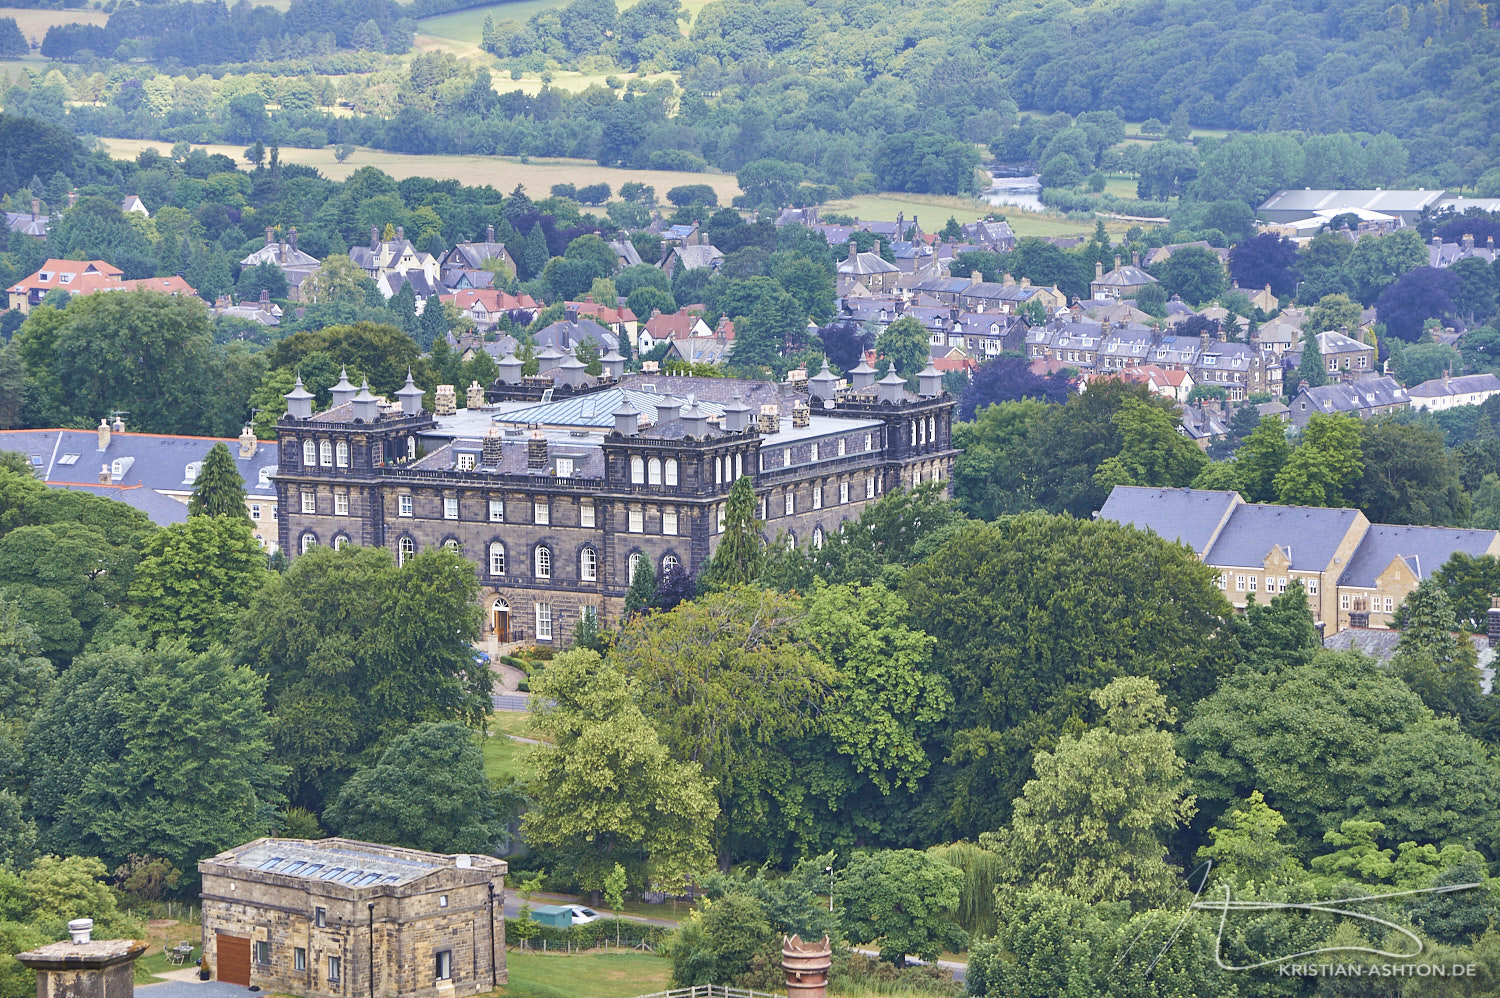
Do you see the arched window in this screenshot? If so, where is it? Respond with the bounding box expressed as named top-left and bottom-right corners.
top-left (581, 547), bottom-right (597, 581)
top-left (443, 539), bottom-right (460, 552)
top-left (300, 532), bottom-right (317, 553)
top-left (910, 422), bottom-right (917, 446)
top-left (489, 541), bottom-right (506, 575)
top-left (628, 551), bottom-right (642, 580)
top-left (715, 457), bottom-right (723, 483)
top-left (535, 546), bottom-right (551, 579)
top-left (928, 416), bottom-right (937, 443)
top-left (336, 441), bottom-right (349, 467)
top-left (662, 554), bottom-right (679, 573)
top-left (648, 458), bottom-right (662, 486)
top-left (665, 459), bottom-right (679, 486)
top-left (785, 530), bottom-right (796, 549)
top-left (630, 456), bottom-right (645, 484)
top-left (407, 437), bottom-right (416, 460)
top-left (735, 453), bottom-right (743, 479)
top-left (319, 440), bottom-right (333, 467)
top-left (302, 440), bottom-right (316, 466)
top-left (333, 534), bottom-right (349, 551)
top-left (812, 527), bottom-right (824, 549)
top-left (397, 536), bottom-right (414, 566)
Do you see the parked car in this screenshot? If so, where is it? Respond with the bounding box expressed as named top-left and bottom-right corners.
top-left (566, 905), bottom-right (602, 924)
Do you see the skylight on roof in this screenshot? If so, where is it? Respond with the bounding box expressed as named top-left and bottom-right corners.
top-left (57, 453), bottom-right (78, 465)
top-left (320, 867), bottom-right (346, 880)
top-left (257, 856), bottom-right (285, 870)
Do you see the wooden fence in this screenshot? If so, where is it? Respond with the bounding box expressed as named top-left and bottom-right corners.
top-left (632, 987), bottom-right (785, 998)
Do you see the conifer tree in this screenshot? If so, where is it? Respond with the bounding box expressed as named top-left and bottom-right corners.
top-left (1295, 327), bottom-right (1328, 391)
top-left (624, 555), bottom-right (656, 617)
top-left (700, 476), bottom-right (762, 592)
top-left (189, 442), bottom-right (249, 520)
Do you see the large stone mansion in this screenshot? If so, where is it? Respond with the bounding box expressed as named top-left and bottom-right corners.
top-left (273, 360), bottom-right (956, 645)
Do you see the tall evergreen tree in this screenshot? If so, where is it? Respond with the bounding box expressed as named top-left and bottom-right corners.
top-left (189, 442), bottom-right (249, 520)
top-left (523, 222), bottom-right (550, 281)
top-left (700, 477), bottom-right (762, 592)
top-left (624, 554), bottom-right (657, 617)
top-left (1295, 327), bottom-right (1328, 391)
top-left (416, 295), bottom-right (448, 351)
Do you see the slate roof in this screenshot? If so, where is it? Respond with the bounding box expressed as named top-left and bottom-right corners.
top-left (1208, 502), bottom-right (1363, 571)
top-left (1340, 524), bottom-right (1499, 588)
top-left (838, 250), bottom-right (900, 276)
top-left (1097, 486), bottom-right (1241, 555)
top-left (534, 318), bottom-right (618, 353)
top-left (1408, 373), bottom-right (1500, 399)
top-left (1093, 264), bottom-right (1158, 288)
top-left (0, 428), bottom-right (279, 526)
top-left (5, 211), bottom-right (47, 236)
top-left (1296, 377), bottom-right (1410, 415)
top-left (221, 838), bottom-right (462, 888)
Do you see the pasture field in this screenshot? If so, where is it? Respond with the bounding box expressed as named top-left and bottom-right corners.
top-left (499, 951), bottom-right (669, 998)
top-left (821, 191), bottom-right (1125, 240)
top-left (97, 137), bottom-right (743, 201)
top-left (0, 6), bottom-right (108, 47)
top-left (420, 0), bottom-right (712, 42)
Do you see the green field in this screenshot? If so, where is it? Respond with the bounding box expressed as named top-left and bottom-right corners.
top-left (820, 191), bottom-right (1128, 240)
top-left (420, 0), bottom-right (712, 42)
top-left (499, 950), bottom-right (669, 998)
top-left (0, 6), bottom-right (108, 47)
top-left (482, 711), bottom-right (542, 780)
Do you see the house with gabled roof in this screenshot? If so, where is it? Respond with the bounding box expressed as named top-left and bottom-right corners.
top-left (438, 226), bottom-right (515, 288)
top-left (7, 259), bottom-right (123, 312)
top-left (1289, 376), bottom-right (1409, 427)
top-left (351, 225), bottom-right (443, 300)
top-left (1090, 255), bottom-right (1158, 301)
top-left (1407, 373), bottom-right (1500, 411)
top-left (242, 227), bottom-right (321, 300)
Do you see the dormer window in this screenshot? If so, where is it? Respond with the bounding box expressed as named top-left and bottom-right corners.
top-left (59, 273), bottom-right (72, 284)
top-left (183, 461), bottom-right (201, 484)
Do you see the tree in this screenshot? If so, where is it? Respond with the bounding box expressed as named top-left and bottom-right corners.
top-left (0, 18), bottom-right (28, 57)
top-left (950, 399), bottom-right (1050, 520)
top-left (300, 255), bottom-right (374, 306)
top-left (1375, 266), bottom-right (1458, 342)
top-left (1152, 246), bottom-right (1228, 306)
top-left (1304, 292), bottom-right (1364, 334)
top-left (1391, 341), bottom-right (1463, 385)
top-left (957, 355), bottom-right (1070, 421)
top-left (1390, 579), bottom-right (1482, 723)
top-left (611, 588), bottom-right (833, 868)
top-left (699, 477), bottom-right (761, 591)
top-left (325, 721), bottom-right (509, 854)
top-left (1229, 232), bottom-right (1299, 299)
top-left (1353, 419), bottom-right (1466, 526)
top-left (1273, 412), bottom-right (1362, 506)
top-left (902, 515), bottom-right (1233, 840)
top-left (1196, 791), bottom-right (1304, 889)
top-left (1345, 229), bottom-right (1427, 304)
top-left (838, 849), bottom-right (965, 965)
top-left (624, 554), bottom-right (656, 617)
top-left (981, 677), bottom-right (1196, 907)
top-left (189, 442), bottom-right (250, 519)
top-left (128, 516), bottom-right (266, 652)
top-left (667, 893), bottom-right (776, 986)
top-left (1431, 552), bottom-right (1500, 630)
top-left (1293, 325), bottom-right (1328, 393)
top-left (1232, 416), bottom-right (1291, 504)
top-left (1091, 396), bottom-right (1208, 490)
top-left (875, 316), bottom-right (930, 381)
top-left (1235, 581), bottom-right (1321, 673)
top-left (24, 639), bottom-right (282, 872)
top-left (523, 651), bottom-right (718, 898)
top-left (235, 546), bottom-right (490, 811)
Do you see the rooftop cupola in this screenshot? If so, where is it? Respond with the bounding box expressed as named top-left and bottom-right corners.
top-left (396, 370), bottom-right (424, 415)
top-left (284, 375), bottom-right (315, 419)
top-left (329, 366), bottom-right (358, 407)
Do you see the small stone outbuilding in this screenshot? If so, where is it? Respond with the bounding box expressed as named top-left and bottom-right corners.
top-left (199, 838), bottom-right (506, 998)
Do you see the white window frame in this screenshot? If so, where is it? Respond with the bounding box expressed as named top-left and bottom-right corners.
top-left (785, 492), bottom-right (794, 515)
top-left (662, 510), bottom-right (678, 535)
top-left (810, 443), bottom-right (819, 462)
top-left (838, 438), bottom-right (846, 456)
top-left (535, 602), bottom-right (552, 641)
top-left (1235, 575), bottom-right (1245, 592)
top-left (581, 503), bottom-right (595, 527)
top-left (662, 554), bottom-right (679, 573)
top-left (581, 547), bottom-right (597, 581)
top-left (631, 456), bottom-right (644, 484)
top-left (435, 951), bottom-right (452, 983)
top-left (251, 503), bottom-right (261, 520)
top-left (534, 501), bottom-right (549, 525)
top-left (489, 499), bottom-right (504, 522)
top-left (648, 457), bottom-right (662, 485)
top-left (1307, 579), bottom-right (1319, 596)
top-left (535, 546), bottom-right (551, 578)
top-left (866, 477), bottom-right (875, 499)
top-left (839, 482), bottom-right (849, 504)
top-left (813, 486), bottom-right (823, 510)
top-left (665, 459), bottom-right (679, 486)
top-left (303, 439), bottom-right (316, 466)
top-left (302, 491), bottom-right (317, 514)
top-left (629, 509), bottom-right (644, 533)
top-left (335, 492), bottom-right (348, 516)
top-left (444, 497), bottom-right (459, 520)
top-left (456, 452), bottom-right (475, 471)
top-left (489, 542), bottom-right (505, 575)
top-left (398, 537), bottom-right (414, 566)
top-left (399, 494), bottom-right (413, 517)
top-left (319, 440), bottom-right (333, 467)
top-left (336, 441), bottom-right (349, 468)
top-left (328, 956), bottom-right (341, 982)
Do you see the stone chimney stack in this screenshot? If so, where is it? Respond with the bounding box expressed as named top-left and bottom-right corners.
top-left (289, 226), bottom-right (298, 252)
top-left (434, 384), bottom-right (457, 415)
top-left (16, 927), bottom-right (146, 998)
top-left (30, 197), bottom-right (39, 220)
top-left (371, 225), bottom-right (380, 249)
top-left (482, 427), bottom-right (503, 465)
top-left (396, 225), bottom-right (404, 243)
top-left (266, 226), bottom-right (274, 246)
top-left (111, 415), bottom-right (124, 435)
top-left (1488, 596), bottom-right (1500, 644)
top-left (259, 288), bottom-right (270, 309)
top-left (239, 424), bottom-right (257, 459)
top-left (782, 936), bottom-right (832, 998)
top-left (467, 380), bottom-right (485, 409)
top-left (97, 418), bottom-right (110, 451)
top-left (485, 224), bottom-right (495, 243)
top-left (526, 431), bottom-right (548, 470)
top-left (847, 243), bottom-right (857, 261)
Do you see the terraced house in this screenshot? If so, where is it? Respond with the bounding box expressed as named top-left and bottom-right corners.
top-left (273, 360), bottom-right (956, 647)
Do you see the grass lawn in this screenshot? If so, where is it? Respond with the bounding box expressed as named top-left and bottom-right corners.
top-left (499, 950), bottom-right (669, 998)
top-left (420, 0), bottom-right (709, 41)
top-left (132, 917), bottom-right (202, 984)
top-left (481, 715), bottom-right (538, 781)
top-left (96, 138), bottom-right (741, 202)
top-left (0, 6), bottom-right (108, 43)
top-left (820, 191), bottom-right (1131, 240)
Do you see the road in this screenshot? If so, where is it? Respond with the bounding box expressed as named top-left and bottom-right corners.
top-left (851, 948), bottom-right (967, 983)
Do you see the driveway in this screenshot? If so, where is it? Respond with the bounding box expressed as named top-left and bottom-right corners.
top-left (138, 981), bottom-right (257, 998)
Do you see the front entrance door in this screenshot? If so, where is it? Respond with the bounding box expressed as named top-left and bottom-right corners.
top-left (217, 934), bottom-right (251, 986)
top-left (493, 598), bottom-right (510, 642)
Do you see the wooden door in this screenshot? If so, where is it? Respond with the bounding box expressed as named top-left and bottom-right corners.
top-left (217, 934), bottom-right (251, 986)
top-left (493, 599), bottom-right (510, 642)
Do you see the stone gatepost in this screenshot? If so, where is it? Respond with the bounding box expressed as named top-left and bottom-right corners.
top-left (15, 920), bottom-right (146, 998)
top-left (781, 934), bottom-right (832, 998)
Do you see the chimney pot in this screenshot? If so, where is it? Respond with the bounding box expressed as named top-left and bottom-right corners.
top-left (526, 432), bottom-right (548, 470)
top-left (30, 197), bottom-right (39, 220)
top-left (266, 226), bottom-right (274, 246)
top-left (486, 224), bottom-right (495, 243)
top-left (239, 424), bottom-right (257, 459)
top-left (67, 919), bottom-right (94, 945)
top-left (397, 225), bottom-right (404, 242)
top-left (97, 418), bottom-right (110, 451)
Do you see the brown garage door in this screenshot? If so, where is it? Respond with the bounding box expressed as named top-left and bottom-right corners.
top-left (217, 934), bottom-right (251, 986)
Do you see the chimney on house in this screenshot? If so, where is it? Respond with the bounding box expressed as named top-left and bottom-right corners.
top-left (259, 288), bottom-right (270, 309)
top-left (1020, 277), bottom-right (1030, 288)
top-left (467, 380), bottom-right (485, 409)
top-left (15, 925), bottom-right (146, 998)
top-left (68, 189), bottom-right (78, 208)
top-left (1114, 255), bottom-right (1121, 272)
top-left (97, 418), bottom-right (110, 451)
top-left (1096, 260), bottom-right (1104, 278)
top-left (370, 225), bottom-right (380, 250)
top-left (30, 197), bottom-right (39, 220)
top-left (98, 463), bottom-right (110, 485)
top-left (239, 424), bottom-right (257, 458)
top-left (396, 225), bottom-right (404, 243)
top-left (781, 935), bottom-right (832, 998)
top-left (434, 384), bottom-right (457, 415)
top-left (112, 415), bottom-right (124, 434)
top-left (1432, 235), bottom-right (1443, 250)
top-left (289, 226), bottom-right (298, 252)
top-left (1463, 233), bottom-right (1475, 250)
top-left (482, 426), bottom-right (504, 464)
top-left (526, 430), bottom-right (548, 470)
top-left (1488, 596), bottom-right (1500, 644)
top-left (266, 226), bottom-right (274, 246)
top-left (1131, 251), bottom-right (1140, 267)
top-left (875, 240), bottom-right (883, 257)
top-left (847, 243), bottom-right (857, 261)
top-left (485, 224), bottom-right (495, 243)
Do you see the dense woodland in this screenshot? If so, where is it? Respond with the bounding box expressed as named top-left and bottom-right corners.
top-left (0, 0), bottom-right (1497, 197)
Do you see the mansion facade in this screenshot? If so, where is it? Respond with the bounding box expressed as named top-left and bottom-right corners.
top-left (273, 365), bottom-right (956, 645)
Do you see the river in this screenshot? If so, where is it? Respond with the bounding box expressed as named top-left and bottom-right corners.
top-left (981, 174), bottom-right (1044, 213)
